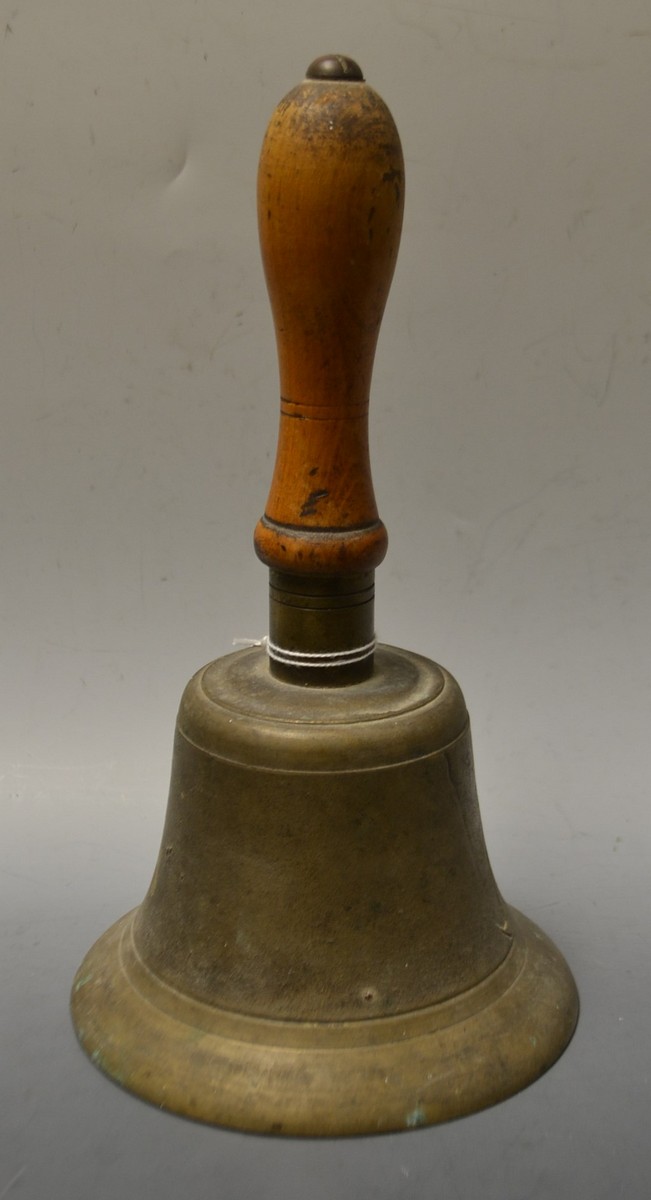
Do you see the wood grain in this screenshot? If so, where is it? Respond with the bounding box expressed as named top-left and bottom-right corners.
top-left (254, 75), bottom-right (404, 576)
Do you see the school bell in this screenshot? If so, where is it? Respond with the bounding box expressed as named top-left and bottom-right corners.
top-left (71, 54), bottom-right (578, 1136)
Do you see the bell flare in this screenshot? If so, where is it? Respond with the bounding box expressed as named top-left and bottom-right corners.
top-left (71, 645), bottom-right (578, 1135)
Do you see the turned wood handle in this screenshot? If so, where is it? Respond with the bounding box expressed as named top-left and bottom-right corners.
top-left (254, 56), bottom-right (404, 577)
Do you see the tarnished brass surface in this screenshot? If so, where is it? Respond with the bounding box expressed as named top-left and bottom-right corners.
top-left (71, 645), bottom-right (578, 1133)
top-left (268, 571), bottom-right (376, 683)
top-left (72, 905), bottom-right (576, 1136)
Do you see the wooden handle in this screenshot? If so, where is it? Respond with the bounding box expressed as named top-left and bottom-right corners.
top-left (254, 56), bottom-right (404, 577)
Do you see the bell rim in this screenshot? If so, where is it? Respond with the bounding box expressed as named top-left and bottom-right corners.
top-left (71, 906), bottom-right (578, 1136)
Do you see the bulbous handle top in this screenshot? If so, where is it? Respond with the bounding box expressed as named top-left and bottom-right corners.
top-left (253, 58), bottom-right (403, 578)
top-left (254, 57), bottom-right (404, 578)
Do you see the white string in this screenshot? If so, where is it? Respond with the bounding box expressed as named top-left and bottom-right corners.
top-left (232, 635), bottom-right (376, 668)
top-left (266, 636), bottom-right (376, 668)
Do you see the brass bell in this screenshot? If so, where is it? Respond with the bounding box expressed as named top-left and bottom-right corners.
top-left (71, 54), bottom-right (578, 1136)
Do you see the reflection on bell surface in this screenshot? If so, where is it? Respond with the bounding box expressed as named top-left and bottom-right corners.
top-left (71, 53), bottom-right (578, 1136)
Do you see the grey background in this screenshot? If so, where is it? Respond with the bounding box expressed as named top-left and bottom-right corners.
top-left (2, 2), bottom-right (649, 1196)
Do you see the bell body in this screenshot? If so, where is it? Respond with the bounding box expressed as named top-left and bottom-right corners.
top-left (72, 645), bottom-right (578, 1135)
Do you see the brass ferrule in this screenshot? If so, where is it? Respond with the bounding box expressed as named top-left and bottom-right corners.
top-left (268, 570), bottom-right (375, 685)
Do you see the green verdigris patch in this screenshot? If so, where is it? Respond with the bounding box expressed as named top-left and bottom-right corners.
top-left (405, 1104), bottom-right (426, 1128)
